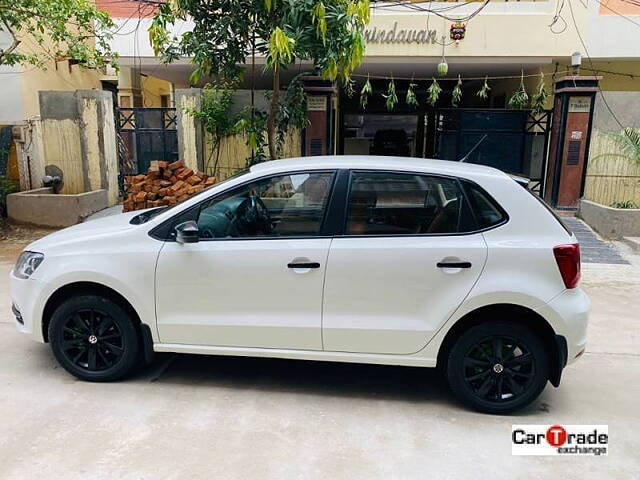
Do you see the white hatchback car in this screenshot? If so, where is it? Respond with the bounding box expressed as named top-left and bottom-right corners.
top-left (10, 156), bottom-right (588, 413)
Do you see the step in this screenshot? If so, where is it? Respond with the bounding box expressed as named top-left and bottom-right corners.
top-left (622, 237), bottom-right (640, 251)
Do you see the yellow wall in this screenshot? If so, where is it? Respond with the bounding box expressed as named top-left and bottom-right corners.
top-left (18, 60), bottom-right (103, 120)
top-left (141, 75), bottom-right (172, 107)
top-left (13, 24), bottom-right (104, 119)
top-left (204, 130), bottom-right (301, 181)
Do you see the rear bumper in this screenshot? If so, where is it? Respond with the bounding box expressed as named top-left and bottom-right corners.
top-left (537, 287), bottom-right (590, 366)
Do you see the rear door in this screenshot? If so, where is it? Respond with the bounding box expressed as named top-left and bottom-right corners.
top-left (322, 170), bottom-right (488, 355)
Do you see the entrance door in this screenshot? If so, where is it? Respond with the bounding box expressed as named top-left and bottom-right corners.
top-left (322, 171), bottom-right (487, 355)
top-left (155, 171), bottom-right (335, 350)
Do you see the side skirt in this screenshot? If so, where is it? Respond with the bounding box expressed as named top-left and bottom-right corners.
top-left (153, 343), bottom-right (437, 368)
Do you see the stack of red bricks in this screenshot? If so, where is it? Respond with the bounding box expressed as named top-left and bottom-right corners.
top-left (123, 160), bottom-right (216, 212)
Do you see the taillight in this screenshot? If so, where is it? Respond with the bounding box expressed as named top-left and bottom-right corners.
top-left (553, 244), bottom-right (581, 289)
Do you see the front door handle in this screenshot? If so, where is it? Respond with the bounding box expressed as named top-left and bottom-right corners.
top-left (288, 262), bottom-right (320, 269)
top-left (437, 261), bottom-right (472, 269)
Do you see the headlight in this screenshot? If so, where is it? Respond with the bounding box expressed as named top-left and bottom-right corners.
top-left (14, 251), bottom-right (44, 279)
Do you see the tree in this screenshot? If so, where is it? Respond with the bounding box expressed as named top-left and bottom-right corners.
top-left (0, 0), bottom-right (116, 69)
top-left (149, 0), bottom-right (370, 160)
top-left (609, 127), bottom-right (640, 165)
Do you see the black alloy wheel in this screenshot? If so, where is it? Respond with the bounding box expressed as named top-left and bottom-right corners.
top-left (60, 308), bottom-right (124, 372)
top-left (49, 295), bottom-right (139, 381)
top-left (463, 336), bottom-right (535, 403)
top-left (446, 322), bottom-right (549, 414)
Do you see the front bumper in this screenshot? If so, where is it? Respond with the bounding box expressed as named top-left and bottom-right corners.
top-left (9, 270), bottom-right (49, 342)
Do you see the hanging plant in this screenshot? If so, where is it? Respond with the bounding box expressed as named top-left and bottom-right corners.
top-left (508, 70), bottom-right (529, 109)
top-left (383, 77), bottom-right (398, 111)
top-left (476, 76), bottom-right (491, 101)
top-left (427, 78), bottom-right (442, 106)
top-left (406, 81), bottom-right (419, 108)
top-left (437, 38), bottom-right (448, 77)
top-left (451, 75), bottom-right (463, 107)
top-left (343, 77), bottom-right (355, 98)
top-left (437, 61), bottom-right (448, 77)
top-left (359, 75), bottom-right (372, 109)
top-left (530, 71), bottom-right (549, 115)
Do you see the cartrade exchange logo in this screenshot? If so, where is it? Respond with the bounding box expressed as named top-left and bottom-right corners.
top-left (512, 425), bottom-right (608, 456)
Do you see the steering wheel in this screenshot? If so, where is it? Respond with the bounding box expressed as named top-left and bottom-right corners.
top-left (235, 195), bottom-right (272, 235)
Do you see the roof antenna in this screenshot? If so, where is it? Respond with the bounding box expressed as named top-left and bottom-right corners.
top-left (458, 134), bottom-right (488, 162)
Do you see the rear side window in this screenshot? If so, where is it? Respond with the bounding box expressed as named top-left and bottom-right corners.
top-left (463, 182), bottom-right (507, 229)
top-left (345, 171), bottom-right (474, 235)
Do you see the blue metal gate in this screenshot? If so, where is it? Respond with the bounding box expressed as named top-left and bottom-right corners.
top-left (117, 108), bottom-right (179, 175)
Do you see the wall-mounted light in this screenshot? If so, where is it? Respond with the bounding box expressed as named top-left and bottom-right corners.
top-left (571, 51), bottom-right (582, 74)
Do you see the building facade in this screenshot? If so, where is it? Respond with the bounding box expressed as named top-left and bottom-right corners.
top-left (2, 0), bottom-right (639, 208)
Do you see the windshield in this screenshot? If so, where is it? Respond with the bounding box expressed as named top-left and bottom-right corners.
top-left (130, 168), bottom-right (250, 225)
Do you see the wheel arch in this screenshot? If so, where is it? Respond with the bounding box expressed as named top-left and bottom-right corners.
top-left (436, 303), bottom-right (566, 387)
top-left (42, 281), bottom-right (142, 343)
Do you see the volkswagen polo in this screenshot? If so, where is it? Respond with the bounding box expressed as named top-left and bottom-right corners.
top-left (10, 156), bottom-right (589, 413)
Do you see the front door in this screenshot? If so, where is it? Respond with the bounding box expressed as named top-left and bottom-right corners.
top-left (322, 171), bottom-right (488, 354)
top-left (155, 171), bottom-right (336, 350)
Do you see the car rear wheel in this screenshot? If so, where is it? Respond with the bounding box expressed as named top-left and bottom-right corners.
top-left (445, 322), bottom-right (549, 414)
top-left (49, 295), bottom-right (139, 382)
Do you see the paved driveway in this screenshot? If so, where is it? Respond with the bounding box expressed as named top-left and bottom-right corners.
top-left (1, 232), bottom-right (639, 479)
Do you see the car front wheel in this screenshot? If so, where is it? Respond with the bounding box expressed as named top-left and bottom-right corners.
top-left (48, 294), bottom-right (139, 382)
top-left (446, 322), bottom-right (549, 414)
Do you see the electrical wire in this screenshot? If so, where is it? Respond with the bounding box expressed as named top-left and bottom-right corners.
top-left (350, 70), bottom-right (574, 82)
top-left (566, 0), bottom-right (625, 129)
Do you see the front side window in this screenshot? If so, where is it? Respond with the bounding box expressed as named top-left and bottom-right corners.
top-left (196, 172), bottom-right (334, 238)
top-left (345, 172), bottom-right (467, 235)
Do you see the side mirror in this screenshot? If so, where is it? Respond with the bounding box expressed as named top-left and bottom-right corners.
top-left (175, 220), bottom-right (200, 244)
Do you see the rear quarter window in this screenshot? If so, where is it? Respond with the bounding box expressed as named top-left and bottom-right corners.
top-left (462, 182), bottom-right (508, 230)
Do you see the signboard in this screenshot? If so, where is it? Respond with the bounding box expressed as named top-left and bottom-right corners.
top-left (364, 22), bottom-right (438, 44)
top-left (568, 97), bottom-right (591, 113)
top-left (307, 96), bottom-right (327, 112)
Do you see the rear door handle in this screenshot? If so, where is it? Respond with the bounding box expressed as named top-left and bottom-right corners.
top-left (437, 261), bottom-right (472, 269)
top-left (288, 262), bottom-right (320, 269)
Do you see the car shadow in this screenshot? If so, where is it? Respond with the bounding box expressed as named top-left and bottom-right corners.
top-left (138, 352), bottom-right (455, 406)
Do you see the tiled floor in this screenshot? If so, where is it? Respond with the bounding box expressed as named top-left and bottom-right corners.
top-left (561, 217), bottom-right (629, 265)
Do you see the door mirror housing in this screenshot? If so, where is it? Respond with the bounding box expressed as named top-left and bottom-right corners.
top-left (175, 220), bottom-right (200, 244)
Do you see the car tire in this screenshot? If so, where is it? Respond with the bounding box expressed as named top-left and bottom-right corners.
top-left (49, 294), bottom-right (139, 382)
top-left (445, 322), bottom-right (549, 414)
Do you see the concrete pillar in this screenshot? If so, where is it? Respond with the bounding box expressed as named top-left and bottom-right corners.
top-left (38, 90), bottom-right (119, 205)
top-left (544, 76), bottom-right (601, 209)
top-left (175, 88), bottom-right (204, 172)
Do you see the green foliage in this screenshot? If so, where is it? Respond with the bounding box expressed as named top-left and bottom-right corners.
top-left (608, 128), bottom-right (640, 165)
top-left (406, 81), bottom-right (419, 108)
top-left (437, 61), bottom-right (448, 77)
top-left (508, 71), bottom-right (529, 109)
top-left (451, 75), bottom-right (462, 107)
top-left (531, 72), bottom-right (549, 115)
top-left (610, 200), bottom-right (639, 209)
top-left (185, 84), bottom-right (237, 176)
top-left (0, 0), bottom-right (117, 68)
top-left (275, 75), bottom-right (309, 154)
top-left (476, 76), bottom-right (491, 101)
top-left (427, 78), bottom-right (442, 106)
top-left (382, 78), bottom-right (398, 112)
top-left (234, 106), bottom-right (268, 167)
top-left (149, 0), bottom-right (370, 160)
top-left (359, 75), bottom-right (372, 109)
top-left (0, 175), bottom-right (18, 218)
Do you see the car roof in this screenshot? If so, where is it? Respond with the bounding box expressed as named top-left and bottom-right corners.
top-left (250, 155), bottom-right (509, 180)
